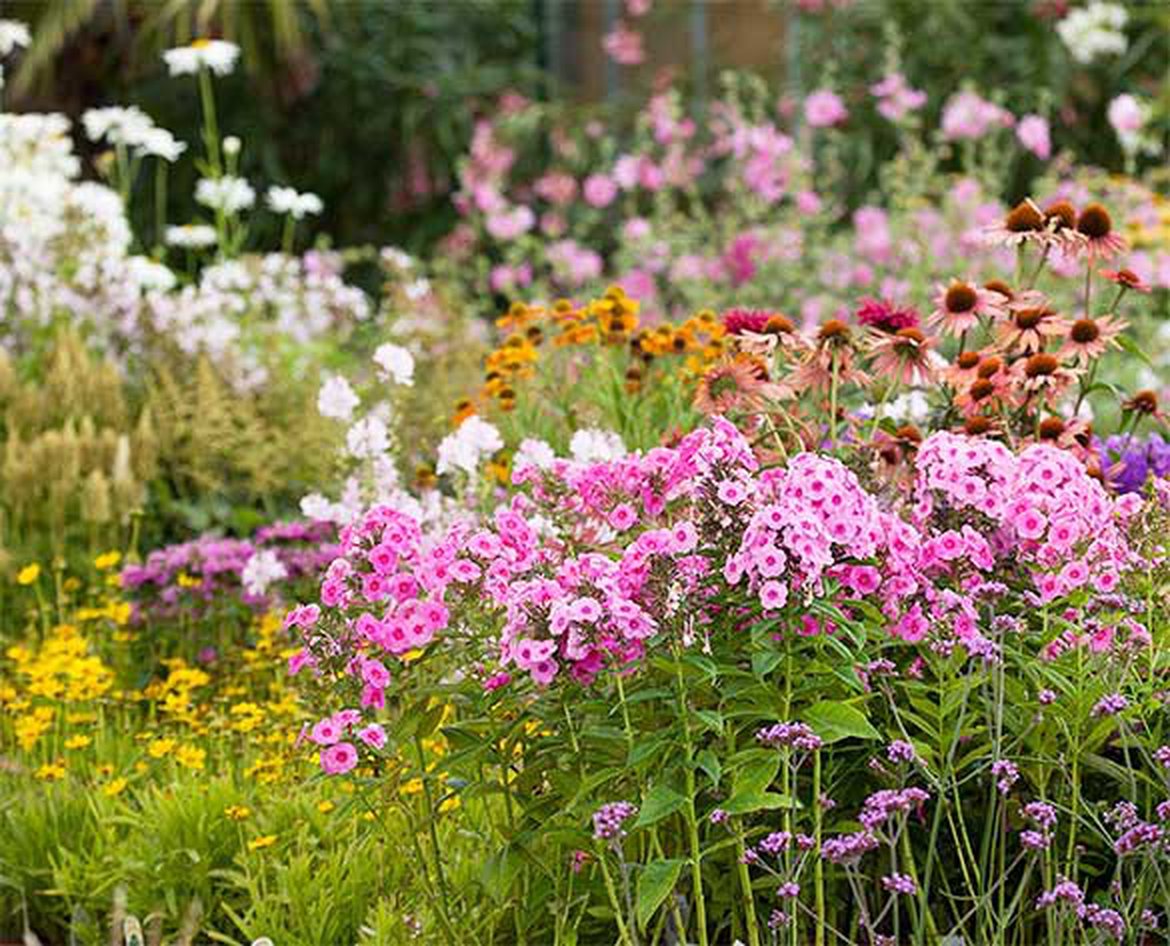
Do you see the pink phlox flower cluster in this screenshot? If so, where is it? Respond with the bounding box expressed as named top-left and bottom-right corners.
top-left (914, 432), bottom-right (1134, 601)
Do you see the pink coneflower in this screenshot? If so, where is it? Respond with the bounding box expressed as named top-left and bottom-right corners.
top-left (792, 320), bottom-right (870, 393)
top-left (1012, 351), bottom-right (1080, 404)
top-left (868, 327), bottom-right (937, 387)
top-left (942, 349), bottom-right (985, 389)
top-left (856, 297), bottom-right (920, 334)
top-left (997, 298), bottom-right (1069, 353)
top-left (984, 199), bottom-right (1047, 247)
top-left (928, 280), bottom-right (1008, 336)
top-left (1100, 267), bottom-right (1151, 294)
top-left (1073, 203), bottom-right (1127, 261)
top-left (1059, 314), bottom-right (1127, 364)
top-left (694, 356), bottom-right (776, 414)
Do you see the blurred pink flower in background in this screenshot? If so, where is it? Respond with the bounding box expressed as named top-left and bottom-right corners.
top-left (940, 90), bottom-right (1013, 140)
top-left (804, 89), bottom-right (849, 128)
top-left (603, 20), bottom-right (645, 66)
top-left (870, 73), bottom-right (927, 121)
top-left (583, 173), bottom-right (618, 208)
top-left (1016, 114), bottom-right (1052, 159)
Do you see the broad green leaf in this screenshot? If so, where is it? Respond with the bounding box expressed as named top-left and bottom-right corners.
top-left (634, 784), bottom-right (687, 828)
top-left (636, 858), bottom-right (684, 930)
top-left (695, 749), bottom-right (722, 787)
top-left (803, 700), bottom-right (880, 743)
top-left (722, 791), bottom-right (797, 815)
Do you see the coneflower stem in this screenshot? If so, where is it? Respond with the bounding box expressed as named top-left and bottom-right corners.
top-left (828, 352), bottom-right (839, 449)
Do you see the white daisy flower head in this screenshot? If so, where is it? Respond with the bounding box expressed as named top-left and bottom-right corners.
top-left (165, 224), bottom-right (218, 249)
top-left (267, 185), bottom-right (324, 219)
top-left (0, 19), bottom-right (31, 57)
top-left (135, 127), bottom-right (186, 162)
top-left (372, 342), bottom-right (414, 386)
top-left (195, 175), bottom-right (255, 214)
top-left (82, 106), bottom-right (156, 147)
top-left (163, 38), bottom-right (241, 77)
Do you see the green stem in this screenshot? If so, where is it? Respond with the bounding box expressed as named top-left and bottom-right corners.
top-left (734, 822), bottom-right (761, 946)
top-left (597, 845), bottom-right (637, 946)
top-left (197, 67), bottom-right (222, 176)
top-left (672, 647), bottom-right (709, 946)
top-left (812, 749), bottom-right (825, 946)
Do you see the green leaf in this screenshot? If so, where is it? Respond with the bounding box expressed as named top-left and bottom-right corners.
top-left (732, 754), bottom-right (780, 794)
top-left (803, 701), bottom-right (880, 744)
top-left (1116, 335), bottom-right (1154, 368)
top-left (722, 791), bottom-right (797, 815)
top-left (634, 784), bottom-right (687, 829)
top-left (751, 650), bottom-right (784, 678)
top-left (694, 709), bottom-right (724, 734)
top-left (695, 749), bottom-right (722, 787)
top-left (636, 859), bottom-right (684, 930)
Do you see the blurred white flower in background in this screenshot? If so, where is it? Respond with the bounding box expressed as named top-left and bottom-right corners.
top-left (267, 186), bottom-right (324, 219)
top-left (346, 415), bottom-right (390, 459)
top-left (165, 224), bottom-right (218, 249)
top-left (317, 374), bottom-right (360, 422)
top-left (0, 19), bottom-right (30, 59)
top-left (126, 256), bottom-right (177, 293)
top-left (569, 428), bottom-right (626, 463)
top-left (137, 127), bottom-right (186, 162)
top-left (241, 550), bottom-right (287, 597)
top-left (514, 437), bottom-right (556, 471)
top-left (1056, 2), bottom-right (1128, 64)
top-left (436, 416), bottom-right (503, 475)
top-left (195, 175), bottom-right (255, 214)
top-left (372, 343), bottom-right (415, 386)
top-left (82, 106), bottom-right (155, 146)
top-left (163, 39), bottom-right (241, 77)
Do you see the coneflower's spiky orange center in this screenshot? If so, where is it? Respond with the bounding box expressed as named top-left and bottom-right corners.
top-left (895, 425), bottom-right (922, 444)
top-left (945, 283), bottom-right (978, 313)
top-left (1070, 319), bottom-right (1100, 344)
top-left (1076, 203), bottom-right (1112, 239)
top-left (977, 357), bottom-right (1002, 379)
top-left (1005, 201), bottom-right (1044, 233)
top-left (969, 379), bottom-right (996, 401)
top-left (818, 319), bottom-right (851, 342)
top-left (1038, 417), bottom-right (1065, 440)
top-left (1127, 390), bottom-right (1159, 414)
top-left (1044, 200), bottom-right (1077, 231)
top-left (964, 415), bottom-right (992, 435)
top-left (1025, 353), bottom-right (1059, 378)
top-left (766, 315), bottom-right (795, 334)
top-left (984, 279), bottom-right (1013, 299)
top-left (1014, 307), bottom-right (1047, 330)
top-left (957, 351), bottom-right (981, 370)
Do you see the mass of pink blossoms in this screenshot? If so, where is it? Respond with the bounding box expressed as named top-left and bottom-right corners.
top-left (289, 419), bottom-right (1147, 774)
